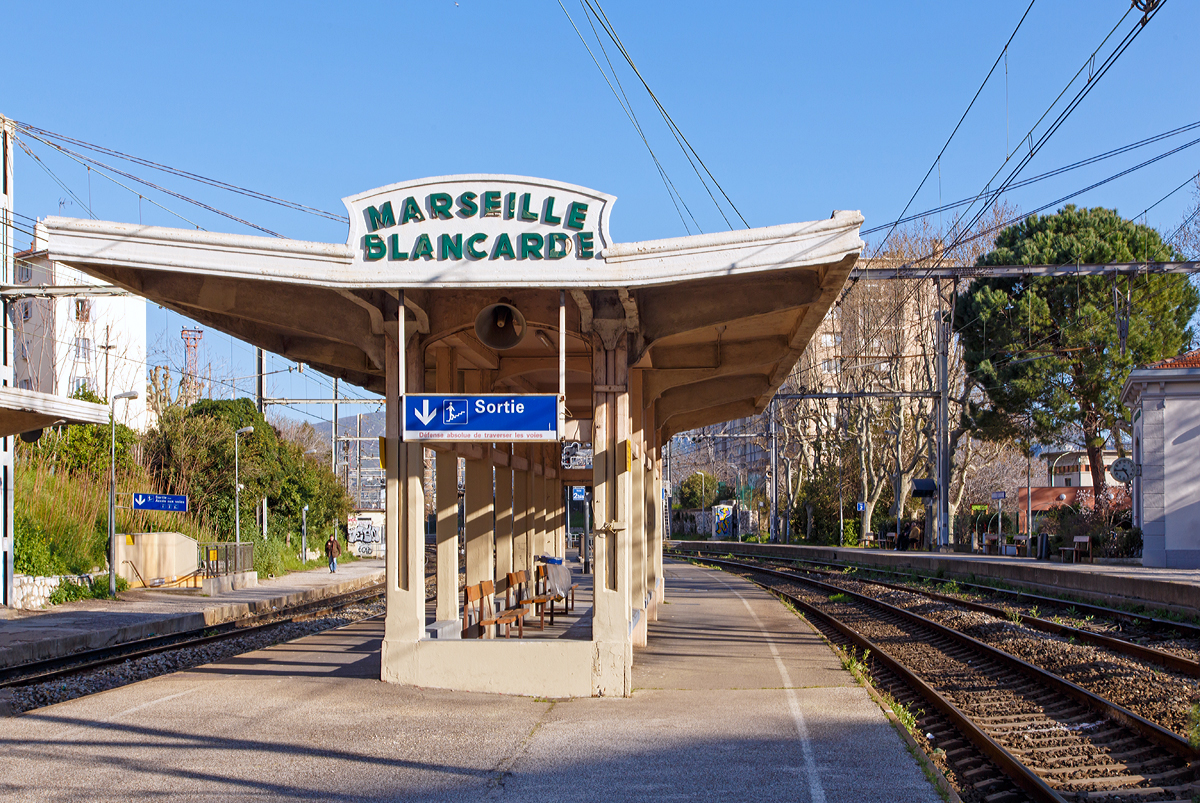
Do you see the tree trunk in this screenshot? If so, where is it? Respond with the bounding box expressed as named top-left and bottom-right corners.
top-left (1085, 439), bottom-right (1108, 506)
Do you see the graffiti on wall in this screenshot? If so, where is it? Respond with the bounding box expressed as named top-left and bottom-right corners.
top-left (347, 513), bottom-right (385, 557)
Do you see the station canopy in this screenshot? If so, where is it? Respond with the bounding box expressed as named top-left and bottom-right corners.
top-left (41, 175), bottom-right (864, 437)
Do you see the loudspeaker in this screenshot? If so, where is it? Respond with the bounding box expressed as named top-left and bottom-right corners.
top-left (19, 428), bottom-right (43, 444)
top-left (474, 302), bottom-right (527, 350)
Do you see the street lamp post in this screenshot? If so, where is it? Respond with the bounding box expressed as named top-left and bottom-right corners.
top-left (302, 504), bottom-right (309, 564)
top-left (109, 390), bottom-right (138, 597)
top-left (234, 426), bottom-right (254, 544)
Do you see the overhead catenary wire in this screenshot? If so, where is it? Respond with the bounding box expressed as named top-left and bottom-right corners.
top-left (556, 0), bottom-right (699, 235)
top-left (18, 129), bottom-right (280, 236)
top-left (10, 119), bottom-right (347, 224)
top-left (830, 2), bottom-right (1161, 386)
top-left (582, 0), bottom-right (748, 230)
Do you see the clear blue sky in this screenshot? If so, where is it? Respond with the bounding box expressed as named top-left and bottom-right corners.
top-left (4, 1), bottom-right (1198, 427)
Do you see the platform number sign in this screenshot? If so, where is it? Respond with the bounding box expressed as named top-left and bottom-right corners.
top-left (856, 502), bottom-right (865, 512)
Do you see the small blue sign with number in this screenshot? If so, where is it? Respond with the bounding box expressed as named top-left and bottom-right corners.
top-left (571, 487), bottom-right (586, 501)
top-left (856, 502), bottom-right (865, 512)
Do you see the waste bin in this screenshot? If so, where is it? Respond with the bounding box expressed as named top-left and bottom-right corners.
top-left (1036, 533), bottom-right (1049, 560)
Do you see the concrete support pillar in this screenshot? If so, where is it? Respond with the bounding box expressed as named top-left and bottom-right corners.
top-left (591, 336), bottom-right (632, 696)
top-left (513, 446), bottom-right (531, 576)
top-left (495, 451), bottom-right (514, 594)
top-left (532, 453), bottom-right (546, 564)
top-left (381, 327), bottom-right (426, 684)
top-left (435, 453), bottom-right (459, 623)
top-left (651, 427), bottom-right (665, 609)
top-left (629, 369), bottom-right (648, 647)
top-left (464, 452), bottom-right (494, 588)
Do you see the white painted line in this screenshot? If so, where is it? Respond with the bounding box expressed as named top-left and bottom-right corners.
top-left (48, 686), bottom-right (201, 742)
top-left (715, 576), bottom-right (827, 803)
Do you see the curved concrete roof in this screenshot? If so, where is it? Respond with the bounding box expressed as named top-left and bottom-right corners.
top-left (42, 177), bottom-right (862, 439)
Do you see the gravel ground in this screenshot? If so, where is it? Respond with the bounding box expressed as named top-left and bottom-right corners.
top-left (6, 599), bottom-right (386, 715)
top-left (844, 566), bottom-right (1200, 664)
top-left (783, 567), bottom-right (1200, 740)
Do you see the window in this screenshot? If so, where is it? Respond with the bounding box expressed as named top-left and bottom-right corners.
top-left (1064, 477), bottom-right (1072, 488)
top-left (75, 337), bottom-right (92, 361)
top-left (70, 376), bottom-right (91, 395)
top-left (19, 342), bottom-right (27, 360)
top-left (74, 299), bottom-right (91, 322)
top-left (820, 334), bottom-right (842, 348)
top-left (17, 378), bottom-right (31, 390)
top-left (17, 264), bottom-right (31, 283)
top-left (21, 301), bottom-right (31, 321)
top-left (821, 359), bottom-right (840, 374)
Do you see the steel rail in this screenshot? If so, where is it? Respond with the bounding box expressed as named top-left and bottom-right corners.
top-left (675, 547), bottom-right (1199, 676)
top-left (693, 556), bottom-right (1200, 794)
top-left (0, 583), bottom-right (385, 689)
top-left (669, 543), bottom-right (1200, 636)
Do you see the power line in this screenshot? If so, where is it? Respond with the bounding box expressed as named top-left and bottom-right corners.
top-left (583, 0), bottom-right (748, 229)
top-left (11, 119), bottom-right (347, 223)
top-left (867, 0), bottom-right (1039, 258)
top-left (557, 0), bottom-right (699, 235)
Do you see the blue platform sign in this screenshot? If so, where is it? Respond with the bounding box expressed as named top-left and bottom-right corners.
top-left (856, 501), bottom-right (865, 512)
top-left (133, 493), bottom-right (188, 512)
top-left (571, 486), bottom-right (586, 501)
top-left (403, 394), bottom-right (559, 442)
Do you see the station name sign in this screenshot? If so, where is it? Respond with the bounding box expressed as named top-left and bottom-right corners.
top-left (343, 175), bottom-right (615, 286)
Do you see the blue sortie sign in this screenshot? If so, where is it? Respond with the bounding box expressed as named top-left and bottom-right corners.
top-left (403, 394), bottom-right (559, 442)
top-left (133, 493), bottom-right (188, 512)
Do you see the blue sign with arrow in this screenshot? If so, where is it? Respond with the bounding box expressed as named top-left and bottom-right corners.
top-left (404, 394), bottom-right (559, 442)
top-left (133, 493), bottom-right (188, 513)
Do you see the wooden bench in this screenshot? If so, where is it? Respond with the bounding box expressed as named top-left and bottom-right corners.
top-left (982, 534), bottom-right (1001, 555)
top-left (1060, 535), bottom-right (1092, 564)
top-left (462, 581), bottom-right (502, 638)
top-left (860, 532), bottom-right (880, 549)
top-left (501, 571), bottom-right (533, 638)
top-left (1013, 534), bottom-right (1031, 557)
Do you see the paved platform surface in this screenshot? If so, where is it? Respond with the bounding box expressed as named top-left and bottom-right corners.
top-left (0, 559), bottom-right (385, 668)
top-left (0, 559), bottom-right (938, 802)
top-left (673, 540), bottom-right (1200, 614)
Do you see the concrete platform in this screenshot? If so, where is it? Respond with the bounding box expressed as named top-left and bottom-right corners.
top-left (0, 559), bottom-right (939, 802)
top-left (671, 540), bottom-right (1200, 616)
top-left (0, 558), bottom-right (385, 669)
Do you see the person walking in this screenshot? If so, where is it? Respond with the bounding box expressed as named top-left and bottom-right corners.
top-left (325, 532), bottom-right (342, 573)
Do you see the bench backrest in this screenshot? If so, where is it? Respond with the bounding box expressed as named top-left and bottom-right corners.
top-left (506, 571), bottom-right (527, 607)
top-left (1073, 536), bottom-right (1091, 547)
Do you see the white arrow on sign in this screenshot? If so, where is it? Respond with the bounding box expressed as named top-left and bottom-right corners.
top-left (135, 495), bottom-right (146, 505)
top-left (414, 399), bottom-right (437, 426)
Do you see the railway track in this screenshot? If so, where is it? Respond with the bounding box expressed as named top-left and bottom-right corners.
top-left (671, 545), bottom-right (1200, 671)
top-left (692, 555), bottom-right (1200, 803)
top-left (0, 582), bottom-right (387, 691)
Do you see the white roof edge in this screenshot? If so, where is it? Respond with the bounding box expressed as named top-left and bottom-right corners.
top-left (0, 387), bottom-right (110, 426)
top-left (602, 211), bottom-right (864, 260)
top-left (43, 216), bottom-right (353, 261)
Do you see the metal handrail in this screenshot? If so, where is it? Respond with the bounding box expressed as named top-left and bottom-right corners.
top-left (198, 542), bottom-right (254, 578)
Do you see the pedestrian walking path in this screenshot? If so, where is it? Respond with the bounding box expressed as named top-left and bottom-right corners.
top-left (0, 558), bottom-right (384, 668)
top-left (0, 559), bottom-right (940, 802)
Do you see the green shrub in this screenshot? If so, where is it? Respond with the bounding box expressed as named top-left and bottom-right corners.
top-left (48, 577), bottom-right (114, 605)
top-left (14, 515), bottom-right (58, 576)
